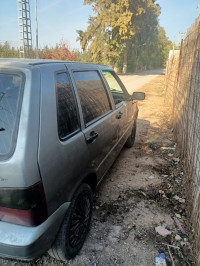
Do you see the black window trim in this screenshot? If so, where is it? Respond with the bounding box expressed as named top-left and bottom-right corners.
top-left (0, 69), bottom-right (25, 160)
top-left (54, 71), bottom-right (81, 142)
top-left (60, 128), bottom-right (81, 142)
top-left (85, 109), bottom-right (113, 128)
top-left (72, 69), bottom-right (113, 128)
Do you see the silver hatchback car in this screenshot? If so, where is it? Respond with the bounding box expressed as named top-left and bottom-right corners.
top-left (0, 59), bottom-right (145, 261)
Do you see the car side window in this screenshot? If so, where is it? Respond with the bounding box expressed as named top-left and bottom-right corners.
top-left (0, 73), bottom-right (23, 157)
top-left (55, 73), bottom-right (79, 140)
top-left (103, 71), bottom-right (125, 105)
top-left (73, 71), bottom-right (111, 125)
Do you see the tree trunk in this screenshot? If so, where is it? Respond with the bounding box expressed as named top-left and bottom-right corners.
top-left (122, 40), bottom-right (131, 74)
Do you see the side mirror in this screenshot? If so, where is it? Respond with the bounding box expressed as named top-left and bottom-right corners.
top-left (132, 92), bottom-right (145, 100)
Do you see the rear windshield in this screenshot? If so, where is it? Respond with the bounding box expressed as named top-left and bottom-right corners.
top-left (0, 72), bottom-right (24, 158)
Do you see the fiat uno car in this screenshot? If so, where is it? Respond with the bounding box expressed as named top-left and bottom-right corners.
top-left (0, 59), bottom-right (145, 261)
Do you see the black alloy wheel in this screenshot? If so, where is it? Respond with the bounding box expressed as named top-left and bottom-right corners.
top-left (69, 192), bottom-right (91, 248)
top-left (48, 184), bottom-right (93, 261)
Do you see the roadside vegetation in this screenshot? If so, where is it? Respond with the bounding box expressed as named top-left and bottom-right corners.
top-left (0, 41), bottom-right (78, 62)
top-left (76, 0), bottom-right (177, 73)
top-left (0, 0), bottom-right (179, 73)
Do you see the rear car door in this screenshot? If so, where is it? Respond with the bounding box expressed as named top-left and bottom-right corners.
top-left (68, 68), bottom-right (119, 182)
top-left (38, 64), bottom-right (90, 214)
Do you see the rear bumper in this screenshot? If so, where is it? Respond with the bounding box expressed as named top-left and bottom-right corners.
top-left (0, 202), bottom-right (70, 260)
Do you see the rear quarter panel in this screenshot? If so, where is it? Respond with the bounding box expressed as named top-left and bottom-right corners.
top-left (0, 67), bottom-right (41, 188)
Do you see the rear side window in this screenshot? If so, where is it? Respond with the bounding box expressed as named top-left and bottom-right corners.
top-left (55, 73), bottom-right (79, 139)
top-left (0, 73), bottom-right (23, 157)
top-left (103, 71), bottom-right (125, 105)
top-left (73, 71), bottom-right (111, 125)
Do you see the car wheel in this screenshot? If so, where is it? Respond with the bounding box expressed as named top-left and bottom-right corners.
top-left (125, 122), bottom-right (136, 148)
top-left (48, 183), bottom-right (93, 261)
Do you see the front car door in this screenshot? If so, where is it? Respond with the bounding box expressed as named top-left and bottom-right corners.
top-left (102, 70), bottom-right (136, 145)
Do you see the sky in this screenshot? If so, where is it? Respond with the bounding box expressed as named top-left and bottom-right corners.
top-left (0, 0), bottom-right (200, 50)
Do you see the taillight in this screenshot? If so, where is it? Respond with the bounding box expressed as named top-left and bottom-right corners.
top-left (0, 182), bottom-right (48, 226)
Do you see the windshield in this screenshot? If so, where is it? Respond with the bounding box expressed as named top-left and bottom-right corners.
top-left (0, 72), bottom-right (23, 157)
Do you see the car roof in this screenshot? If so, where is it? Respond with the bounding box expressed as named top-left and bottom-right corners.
top-left (0, 58), bottom-right (113, 71)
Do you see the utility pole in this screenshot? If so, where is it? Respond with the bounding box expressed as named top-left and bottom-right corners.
top-left (17, 0), bottom-right (33, 58)
top-left (179, 32), bottom-right (186, 43)
top-left (35, 0), bottom-right (39, 59)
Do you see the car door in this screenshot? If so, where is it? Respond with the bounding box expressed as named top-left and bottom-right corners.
top-left (68, 68), bottom-right (119, 182)
top-left (38, 64), bottom-right (91, 214)
top-left (102, 70), bottom-right (131, 143)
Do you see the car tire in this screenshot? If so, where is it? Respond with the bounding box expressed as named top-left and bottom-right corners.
top-left (48, 183), bottom-right (93, 261)
top-left (125, 121), bottom-right (136, 148)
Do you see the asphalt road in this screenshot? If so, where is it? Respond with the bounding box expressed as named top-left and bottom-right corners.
top-left (119, 68), bottom-right (165, 95)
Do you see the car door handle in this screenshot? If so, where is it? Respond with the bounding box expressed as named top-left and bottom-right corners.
top-left (116, 111), bottom-right (123, 119)
top-left (86, 131), bottom-right (99, 144)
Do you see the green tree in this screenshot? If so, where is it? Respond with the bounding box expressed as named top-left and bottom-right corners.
top-left (123, 0), bottom-right (160, 72)
top-left (157, 26), bottom-right (173, 66)
top-left (127, 25), bottom-right (173, 72)
top-left (75, 49), bottom-right (93, 63)
top-left (0, 42), bottom-right (19, 58)
top-left (77, 0), bottom-right (160, 73)
top-left (77, 0), bottom-right (135, 69)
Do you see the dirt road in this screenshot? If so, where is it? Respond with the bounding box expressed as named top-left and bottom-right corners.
top-left (119, 69), bottom-right (165, 94)
top-left (0, 73), bottom-right (193, 266)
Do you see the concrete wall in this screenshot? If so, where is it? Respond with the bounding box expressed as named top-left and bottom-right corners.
top-left (165, 16), bottom-right (200, 263)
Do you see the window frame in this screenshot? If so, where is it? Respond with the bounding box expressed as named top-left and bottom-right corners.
top-left (72, 70), bottom-right (113, 128)
top-left (0, 69), bottom-right (25, 160)
top-left (55, 71), bottom-right (81, 141)
top-left (102, 70), bottom-right (130, 108)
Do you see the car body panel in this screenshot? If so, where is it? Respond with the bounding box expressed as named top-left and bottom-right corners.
top-left (0, 59), bottom-right (140, 260)
top-left (0, 202), bottom-right (70, 260)
top-left (0, 65), bottom-right (41, 188)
